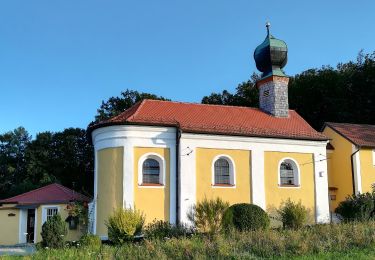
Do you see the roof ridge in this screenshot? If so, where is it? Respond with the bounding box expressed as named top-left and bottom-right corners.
top-left (55, 183), bottom-right (91, 201)
top-left (143, 98), bottom-right (298, 111)
top-left (55, 183), bottom-right (77, 200)
top-left (0, 183), bottom-right (57, 202)
top-left (129, 99), bottom-right (147, 120)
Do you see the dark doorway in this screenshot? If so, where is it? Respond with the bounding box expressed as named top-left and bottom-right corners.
top-left (26, 209), bottom-right (35, 243)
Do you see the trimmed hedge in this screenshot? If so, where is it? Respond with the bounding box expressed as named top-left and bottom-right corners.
top-left (335, 192), bottom-right (375, 221)
top-left (222, 203), bottom-right (270, 231)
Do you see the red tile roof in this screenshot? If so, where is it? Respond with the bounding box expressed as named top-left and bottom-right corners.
top-left (324, 122), bottom-right (375, 148)
top-left (91, 99), bottom-right (327, 141)
top-left (0, 183), bottom-right (91, 205)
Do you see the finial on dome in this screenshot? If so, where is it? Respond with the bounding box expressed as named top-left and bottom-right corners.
top-left (266, 21), bottom-right (271, 36)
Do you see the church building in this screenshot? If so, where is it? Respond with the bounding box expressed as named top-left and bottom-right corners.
top-left (89, 25), bottom-right (330, 239)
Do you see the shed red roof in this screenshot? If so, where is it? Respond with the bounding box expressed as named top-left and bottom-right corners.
top-left (0, 183), bottom-right (91, 205)
top-left (324, 122), bottom-right (375, 148)
top-left (92, 99), bottom-right (327, 141)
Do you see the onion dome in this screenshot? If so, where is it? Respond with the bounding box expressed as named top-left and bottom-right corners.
top-left (254, 22), bottom-right (288, 79)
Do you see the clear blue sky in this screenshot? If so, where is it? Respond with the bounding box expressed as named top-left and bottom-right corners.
top-left (1, 1), bottom-right (374, 137)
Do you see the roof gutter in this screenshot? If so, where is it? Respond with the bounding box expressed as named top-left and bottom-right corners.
top-left (350, 147), bottom-right (360, 195)
top-left (175, 127), bottom-right (181, 224)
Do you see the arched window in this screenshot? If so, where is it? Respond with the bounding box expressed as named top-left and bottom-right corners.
top-left (214, 158), bottom-right (231, 185)
top-left (279, 159), bottom-right (299, 186)
top-left (142, 158), bottom-right (160, 184)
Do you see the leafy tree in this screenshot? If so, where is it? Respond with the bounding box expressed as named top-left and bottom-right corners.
top-left (93, 89), bottom-right (170, 123)
top-left (25, 128), bottom-right (94, 196)
top-left (0, 127), bottom-right (31, 199)
top-left (202, 73), bottom-right (259, 107)
top-left (289, 50), bottom-right (375, 129)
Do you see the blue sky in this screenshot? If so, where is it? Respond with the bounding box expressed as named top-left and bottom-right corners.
top-left (0, 1), bottom-right (374, 137)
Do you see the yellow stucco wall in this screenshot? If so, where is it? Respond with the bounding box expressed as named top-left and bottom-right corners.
top-left (360, 149), bottom-right (375, 193)
top-left (0, 208), bottom-right (19, 245)
top-left (264, 152), bottom-right (315, 217)
top-left (35, 203), bottom-right (85, 243)
top-left (134, 147), bottom-right (170, 223)
top-left (196, 148), bottom-right (251, 205)
top-left (323, 127), bottom-right (354, 209)
top-left (96, 147), bottom-right (124, 237)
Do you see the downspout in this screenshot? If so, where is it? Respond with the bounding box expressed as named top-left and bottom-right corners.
top-left (175, 127), bottom-right (181, 224)
top-left (350, 147), bottom-right (360, 195)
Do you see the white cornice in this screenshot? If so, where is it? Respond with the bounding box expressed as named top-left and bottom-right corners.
top-left (181, 133), bottom-right (328, 147)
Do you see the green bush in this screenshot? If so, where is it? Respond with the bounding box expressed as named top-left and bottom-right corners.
top-left (277, 199), bottom-right (309, 229)
top-left (41, 214), bottom-right (67, 248)
top-left (144, 220), bottom-right (192, 239)
top-left (106, 207), bottom-right (145, 244)
top-left (79, 234), bottom-right (101, 250)
top-left (187, 197), bottom-right (229, 234)
top-left (222, 203), bottom-right (270, 231)
top-left (335, 192), bottom-right (375, 221)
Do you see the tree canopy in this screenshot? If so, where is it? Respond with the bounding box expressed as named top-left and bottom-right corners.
top-left (93, 89), bottom-right (169, 123)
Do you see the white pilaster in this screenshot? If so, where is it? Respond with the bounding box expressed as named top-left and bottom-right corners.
top-left (352, 145), bottom-right (362, 194)
top-left (251, 149), bottom-right (266, 209)
top-left (123, 141), bottom-right (134, 209)
top-left (313, 151), bottom-right (330, 223)
top-left (178, 139), bottom-right (196, 225)
top-left (169, 142), bottom-right (177, 224)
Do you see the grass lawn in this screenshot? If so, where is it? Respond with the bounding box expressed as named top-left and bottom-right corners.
top-left (3, 221), bottom-right (375, 259)
top-left (2, 246), bottom-right (375, 259)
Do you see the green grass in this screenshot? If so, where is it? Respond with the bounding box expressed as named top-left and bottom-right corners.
top-left (3, 221), bottom-right (375, 259)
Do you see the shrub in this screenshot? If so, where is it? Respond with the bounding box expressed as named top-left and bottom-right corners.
top-left (41, 214), bottom-right (67, 248)
top-left (277, 199), bottom-right (309, 229)
top-left (144, 220), bottom-right (192, 239)
top-left (335, 192), bottom-right (375, 221)
top-left (222, 203), bottom-right (270, 231)
top-left (79, 234), bottom-right (101, 250)
top-left (187, 197), bottom-right (229, 234)
top-left (106, 207), bottom-right (145, 244)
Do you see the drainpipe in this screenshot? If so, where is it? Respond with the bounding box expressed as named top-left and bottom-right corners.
top-left (175, 128), bottom-right (181, 224)
top-left (350, 148), bottom-right (360, 195)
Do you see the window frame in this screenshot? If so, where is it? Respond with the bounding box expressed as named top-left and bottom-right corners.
top-left (138, 153), bottom-right (165, 188)
top-left (372, 149), bottom-right (375, 166)
top-left (41, 205), bottom-right (60, 224)
top-left (211, 155), bottom-right (236, 188)
top-left (278, 158), bottom-right (301, 188)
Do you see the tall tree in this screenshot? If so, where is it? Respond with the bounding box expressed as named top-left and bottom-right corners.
top-left (25, 128), bottom-right (94, 196)
top-left (0, 127), bottom-right (31, 199)
top-left (202, 73), bottom-right (260, 107)
top-left (93, 89), bottom-right (170, 123)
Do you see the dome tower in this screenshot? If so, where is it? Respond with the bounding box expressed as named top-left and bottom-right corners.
top-left (254, 22), bottom-right (289, 117)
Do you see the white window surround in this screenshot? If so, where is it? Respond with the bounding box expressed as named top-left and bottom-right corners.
top-left (278, 158), bottom-right (301, 188)
top-left (211, 154), bottom-right (236, 188)
top-left (41, 205), bottom-right (60, 224)
top-left (138, 153), bottom-right (166, 188)
top-left (372, 149), bottom-right (375, 166)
